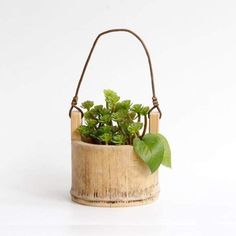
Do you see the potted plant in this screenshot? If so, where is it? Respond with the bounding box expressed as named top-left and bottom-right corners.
top-left (69, 29), bottom-right (171, 207)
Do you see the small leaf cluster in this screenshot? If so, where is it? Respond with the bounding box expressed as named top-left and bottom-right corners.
top-left (76, 89), bottom-right (171, 173)
top-left (77, 89), bottom-right (149, 145)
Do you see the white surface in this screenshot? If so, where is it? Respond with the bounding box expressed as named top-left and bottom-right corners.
top-left (1, 0), bottom-right (236, 235)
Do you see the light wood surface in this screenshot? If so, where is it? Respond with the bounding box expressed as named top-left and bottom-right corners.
top-left (70, 111), bottom-right (160, 207)
top-left (71, 111), bottom-right (82, 141)
top-left (149, 111), bottom-right (159, 134)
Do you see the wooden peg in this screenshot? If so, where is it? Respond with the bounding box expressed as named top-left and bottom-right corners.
top-left (149, 111), bottom-right (159, 134)
top-left (71, 111), bottom-right (82, 141)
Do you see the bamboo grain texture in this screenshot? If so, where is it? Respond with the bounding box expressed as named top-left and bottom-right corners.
top-left (70, 111), bottom-right (160, 207)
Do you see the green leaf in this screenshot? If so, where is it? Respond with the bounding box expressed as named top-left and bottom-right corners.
top-left (111, 110), bottom-right (128, 122)
top-left (127, 122), bottom-right (143, 135)
top-left (84, 110), bottom-right (97, 120)
top-left (131, 104), bottom-right (142, 114)
top-left (77, 125), bottom-right (92, 137)
top-left (99, 114), bottom-right (111, 124)
top-left (85, 119), bottom-right (97, 128)
top-left (129, 111), bottom-right (136, 120)
top-left (114, 100), bottom-right (132, 112)
top-left (111, 134), bottom-right (126, 145)
top-left (104, 89), bottom-right (120, 109)
top-left (99, 133), bottom-right (112, 145)
top-left (157, 133), bottom-right (171, 168)
top-left (93, 105), bottom-right (104, 114)
top-left (97, 125), bottom-right (112, 134)
top-left (140, 106), bottom-right (150, 116)
top-left (133, 134), bottom-right (164, 173)
top-left (81, 101), bottom-right (94, 110)
top-left (119, 100), bottom-right (132, 110)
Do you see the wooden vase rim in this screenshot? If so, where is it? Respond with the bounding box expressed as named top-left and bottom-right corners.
top-left (73, 140), bottom-right (134, 150)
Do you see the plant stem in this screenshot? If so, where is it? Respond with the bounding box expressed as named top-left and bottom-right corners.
top-left (140, 115), bottom-right (148, 138)
top-left (138, 114), bottom-right (141, 122)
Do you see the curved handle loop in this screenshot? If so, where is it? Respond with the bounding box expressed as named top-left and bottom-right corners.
top-left (69, 28), bottom-right (162, 118)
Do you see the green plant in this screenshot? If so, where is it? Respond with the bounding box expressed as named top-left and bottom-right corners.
top-left (77, 89), bottom-right (171, 173)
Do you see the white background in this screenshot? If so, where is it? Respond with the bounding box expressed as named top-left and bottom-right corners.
top-left (0, 0), bottom-right (236, 235)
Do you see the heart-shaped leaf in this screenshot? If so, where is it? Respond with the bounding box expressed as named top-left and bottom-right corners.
top-left (133, 134), bottom-right (164, 173)
top-left (158, 133), bottom-right (171, 168)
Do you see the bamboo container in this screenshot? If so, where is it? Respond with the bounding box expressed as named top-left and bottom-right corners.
top-left (70, 111), bottom-right (160, 207)
top-left (68, 29), bottom-right (162, 207)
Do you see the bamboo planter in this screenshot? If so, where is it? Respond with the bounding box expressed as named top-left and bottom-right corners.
top-left (70, 111), bottom-right (160, 207)
top-left (68, 29), bottom-right (162, 207)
